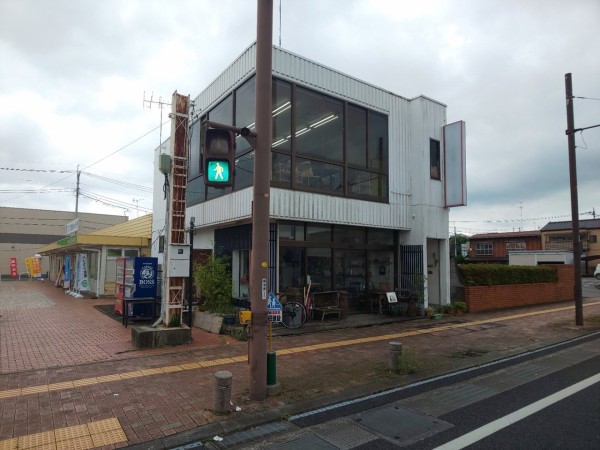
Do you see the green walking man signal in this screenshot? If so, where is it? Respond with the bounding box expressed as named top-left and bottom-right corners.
top-left (203, 128), bottom-right (235, 188)
top-left (201, 121), bottom-right (256, 188)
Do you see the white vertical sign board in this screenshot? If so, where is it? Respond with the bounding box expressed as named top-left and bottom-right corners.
top-left (443, 120), bottom-right (467, 207)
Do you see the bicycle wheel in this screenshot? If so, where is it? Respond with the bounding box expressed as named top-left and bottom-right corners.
top-left (281, 301), bottom-right (307, 329)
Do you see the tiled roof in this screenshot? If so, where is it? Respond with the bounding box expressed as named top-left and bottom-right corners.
top-left (540, 219), bottom-right (600, 232)
top-left (468, 230), bottom-right (541, 240)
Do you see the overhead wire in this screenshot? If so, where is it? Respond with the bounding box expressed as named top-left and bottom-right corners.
top-left (0, 121), bottom-right (166, 208)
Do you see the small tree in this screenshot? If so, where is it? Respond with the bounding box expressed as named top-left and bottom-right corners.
top-left (193, 256), bottom-right (234, 315)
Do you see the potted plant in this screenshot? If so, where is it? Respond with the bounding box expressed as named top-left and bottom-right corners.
top-left (405, 273), bottom-right (427, 318)
top-left (193, 256), bottom-right (234, 333)
top-left (425, 306), bottom-right (435, 318)
top-left (443, 304), bottom-right (455, 315)
top-left (452, 301), bottom-right (467, 316)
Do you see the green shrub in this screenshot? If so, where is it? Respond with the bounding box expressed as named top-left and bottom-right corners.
top-left (452, 301), bottom-right (468, 312)
top-left (193, 256), bottom-right (234, 315)
top-left (459, 264), bottom-right (558, 286)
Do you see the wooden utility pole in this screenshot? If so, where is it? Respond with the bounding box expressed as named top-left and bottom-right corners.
top-left (249, 0), bottom-right (273, 401)
top-left (564, 73), bottom-right (583, 326)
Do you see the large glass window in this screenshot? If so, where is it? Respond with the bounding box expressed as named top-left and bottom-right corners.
top-left (368, 111), bottom-right (388, 171)
top-left (295, 87), bottom-right (343, 162)
top-left (279, 247), bottom-right (305, 294)
top-left (368, 229), bottom-right (394, 245)
top-left (278, 223), bottom-right (396, 309)
top-left (295, 157), bottom-right (343, 193)
top-left (279, 222), bottom-right (304, 241)
top-left (208, 94), bottom-right (233, 125)
top-left (307, 247), bottom-right (332, 291)
top-left (234, 150), bottom-right (254, 190)
top-left (347, 105), bottom-right (367, 167)
top-left (189, 120), bottom-right (201, 179)
top-left (368, 250), bottom-right (394, 291)
top-left (347, 169), bottom-right (387, 198)
top-left (334, 249), bottom-right (366, 295)
top-left (188, 76), bottom-right (389, 207)
top-left (334, 226), bottom-right (365, 245)
top-left (306, 224), bottom-right (331, 242)
top-left (272, 80), bottom-right (292, 186)
top-left (235, 76), bottom-right (256, 157)
top-left (272, 80), bottom-right (292, 151)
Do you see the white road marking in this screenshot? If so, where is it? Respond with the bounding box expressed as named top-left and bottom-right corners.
top-left (435, 372), bottom-right (600, 450)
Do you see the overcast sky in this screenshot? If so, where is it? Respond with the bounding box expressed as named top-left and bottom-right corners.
top-left (1, 0), bottom-right (599, 235)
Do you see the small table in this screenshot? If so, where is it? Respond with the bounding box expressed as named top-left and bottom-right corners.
top-left (123, 297), bottom-right (156, 327)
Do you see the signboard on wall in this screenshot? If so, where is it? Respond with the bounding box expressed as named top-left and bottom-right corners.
top-left (66, 218), bottom-right (79, 235)
top-left (443, 120), bottom-right (467, 207)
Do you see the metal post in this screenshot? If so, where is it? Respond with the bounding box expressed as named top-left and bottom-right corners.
top-left (187, 217), bottom-right (195, 328)
top-left (249, 0), bottom-right (273, 401)
top-left (565, 73), bottom-right (583, 326)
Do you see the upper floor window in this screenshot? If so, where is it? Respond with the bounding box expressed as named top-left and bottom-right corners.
top-left (506, 242), bottom-right (526, 252)
top-left (188, 76), bottom-right (389, 207)
top-left (430, 139), bottom-right (441, 180)
top-left (476, 243), bottom-right (493, 255)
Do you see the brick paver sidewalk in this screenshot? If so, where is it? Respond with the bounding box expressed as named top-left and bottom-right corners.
top-left (1, 280), bottom-right (599, 449)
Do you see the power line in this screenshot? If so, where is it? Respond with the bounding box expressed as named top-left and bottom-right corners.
top-left (79, 190), bottom-right (152, 213)
top-left (81, 171), bottom-right (153, 193)
top-left (81, 120), bottom-right (169, 172)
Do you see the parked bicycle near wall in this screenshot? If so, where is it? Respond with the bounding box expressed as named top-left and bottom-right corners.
top-left (280, 280), bottom-right (313, 329)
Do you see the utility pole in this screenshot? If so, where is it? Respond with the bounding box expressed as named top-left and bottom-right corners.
top-left (249, 0), bottom-right (273, 401)
top-left (565, 73), bottom-right (583, 326)
top-left (75, 165), bottom-right (80, 218)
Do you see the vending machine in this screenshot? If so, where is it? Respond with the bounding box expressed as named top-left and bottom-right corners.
top-left (115, 257), bottom-right (158, 317)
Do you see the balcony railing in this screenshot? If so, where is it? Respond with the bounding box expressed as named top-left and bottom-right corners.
top-left (545, 240), bottom-right (589, 251)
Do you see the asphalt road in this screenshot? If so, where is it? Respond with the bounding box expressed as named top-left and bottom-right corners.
top-left (210, 334), bottom-right (600, 450)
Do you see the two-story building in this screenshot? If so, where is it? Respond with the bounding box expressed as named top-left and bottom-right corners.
top-left (152, 44), bottom-right (466, 310)
top-left (541, 219), bottom-right (600, 275)
top-left (466, 231), bottom-right (542, 264)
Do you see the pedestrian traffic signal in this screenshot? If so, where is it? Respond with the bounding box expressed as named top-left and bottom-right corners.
top-left (203, 128), bottom-right (235, 188)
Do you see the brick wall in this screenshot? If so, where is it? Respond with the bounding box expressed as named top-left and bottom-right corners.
top-left (464, 265), bottom-right (574, 312)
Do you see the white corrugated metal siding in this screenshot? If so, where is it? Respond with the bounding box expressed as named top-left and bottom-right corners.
top-left (183, 44), bottom-right (447, 234)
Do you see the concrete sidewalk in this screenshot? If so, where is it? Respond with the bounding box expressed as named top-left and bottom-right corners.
top-left (1, 280), bottom-right (600, 449)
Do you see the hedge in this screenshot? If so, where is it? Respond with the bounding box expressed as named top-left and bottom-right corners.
top-left (458, 264), bottom-right (558, 286)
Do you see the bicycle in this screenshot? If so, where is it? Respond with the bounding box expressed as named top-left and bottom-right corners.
top-left (280, 281), bottom-right (313, 329)
top-left (281, 298), bottom-right (307, 329)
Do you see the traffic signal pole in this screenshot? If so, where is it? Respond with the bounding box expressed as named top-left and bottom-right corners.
top-left (249, 0), bottom-right (273, 401)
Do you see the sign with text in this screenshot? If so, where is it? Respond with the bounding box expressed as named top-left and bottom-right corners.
top-left (9, 257), bottom-right (18, 278)
top-left (66, 218), bottom-right (79, 235)
top-left (267, 292), bottom-right (282, 323)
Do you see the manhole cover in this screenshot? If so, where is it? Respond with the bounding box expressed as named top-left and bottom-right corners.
top-left (354, 404), bottom-right (452, 446)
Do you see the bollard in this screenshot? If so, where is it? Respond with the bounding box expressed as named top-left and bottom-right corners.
top-left (213, 370), bottom-right (233, 414)
top-left (266, 350), bottom-right (281, 396)
top-left (388, 341), bottom-right (403, 373)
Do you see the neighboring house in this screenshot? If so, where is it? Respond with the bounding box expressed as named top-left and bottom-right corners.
top-left (541, 219), bottom-right (600, 275)
top-left (152, 44), bottom-right (467, 309)
top-left (0, 207), bottom-right (127, 279)
top-left (466, 231), bottom-right (542, 264)
top-left (38, 214), bottom-right (152, 297)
